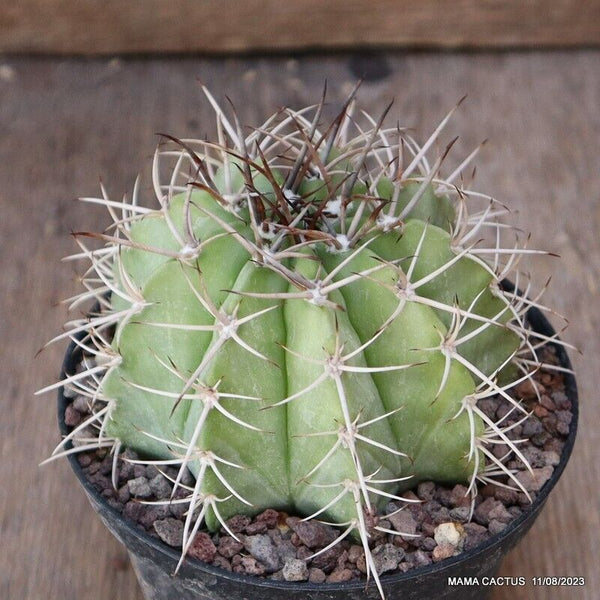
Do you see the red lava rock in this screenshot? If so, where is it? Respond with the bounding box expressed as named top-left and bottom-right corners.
top-left (356, 553), bottom-right (367, 574)
top-left (409, 549), bottom-right (432, 567)
top-left (296, 545), bottom-right (312, 561)
top-left (256, 509), bottom-right (280, 528)
top-left (552, 390), bottom-right (571, 410)
top-left (64, 404), bottom-right (83, 426)
top-left (449, 484), bottom-right (470, 507)
top-left (542, 414), bottom-right (558, 434)
top-left (245, 520), bottom-right (268, 535)
top-left (231, 555), bottom-right (242, 568)
top-left (488, 502), bottom-right (513, 524)
top-left (133, 465), bottom-right (146, 478)
top-left (308, 568), bottom-right (326, 583)
top-left (123, 501), bottom-right (144, 522)
top-left (474, 497), bottom-right (503, 525)
top-left (238, 556), bottom-right (265, 576)
top-left (218, 536), bottom-right (244, 558)
top-left (287, 519), bottom-right (338, 549)
top-left (421, 521), bottom-right (436, 537)
top-left (555, 410), bottom-right (572, 435)
top-left (336, 550), bottom-right (349, 569)
top-left (432, 543), bottom-right (455, 562)
top-left (494, 487), bottom-right (519, 505)
top-left (213, 555), bottom-right (232, 571)
top-left (514, 466), bottom-right (553, 492)
top-left (188, 532), bottom-right (217, 563)
top-left (463, 522), bottom-right (489, 551)
top-left (225, 515), bottom-right (252, 534)
top-left (515, 378), bottom-right (542, 400)
top-left (312, 545), bottom-right (343, 573)
top-left (139, 506), bottom-right (170, 529)
top-left (544, 437), bottom-right (563, 453)
top-left (327, 568), bottom-right (353, 583)
top-left (539, 394), bottom-right (556, 411)
top-left (77, 453), bottom-right (92, 467)
top-left (534, 405), bottom-right (549, 418)
top-left (347, 545), bottom-right (364, 564)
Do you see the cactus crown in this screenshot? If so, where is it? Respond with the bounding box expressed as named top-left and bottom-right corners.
top-left (43, 86), bottom-right (568, 597)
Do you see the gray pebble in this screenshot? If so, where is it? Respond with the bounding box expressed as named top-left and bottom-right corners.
top-left (276, 539), bottom-right (298, 562)
top-left (449, 506), bottom-right (470, 522)
top-left (474, 497), bottom-right (502, 525)
top-left (149, 473), bottom-right (172, 499)
top-left (72, 395), bottom-right (91, 413)
top-left (388, 509), bottom-right (418, 538)
top-left (542, 450), bottom-right (560, 466)
top-left (372, 544), bottom-right (404, 575)
top-left (154, 518), bottom-right (184, 547)
top-left (117, 485), bottom-right (130, 504)
top-left (420, 537), bottom-right (437, 551)
top-left (463, 522), bottom-right (489, 551)
top-left (244, 534), bottom-right (281, 573)
top-left (409, 549), bottom-right (432, 567)
top-left (515, 466), bottom-right (553, 492)
top-left (488, 519), bottom-right (508, 536)
top-left (139, 505), bottom-right (171, 529)
top-left (282, 558), bottom-right (309, 582)
top-left (522, 417), bottom-right (544, 437)
top-left (145, 464), bottom-right (160, 479)
top-left (488, 502), bottom-right (512, 524)
top-left (127, 476), bottom-right (152, 498)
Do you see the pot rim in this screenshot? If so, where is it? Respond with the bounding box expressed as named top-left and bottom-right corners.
top-left (57, 302), bottom-right (578, 592)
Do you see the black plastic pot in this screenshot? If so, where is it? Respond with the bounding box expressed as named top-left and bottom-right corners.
top-left (58, 304), bottom-right (577, 600)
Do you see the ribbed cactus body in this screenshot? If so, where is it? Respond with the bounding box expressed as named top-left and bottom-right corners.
top-left (102, 169), bottom-right (511, 529)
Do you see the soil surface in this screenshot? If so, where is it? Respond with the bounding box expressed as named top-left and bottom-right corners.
top-left (67, 346), bottom-right (572, 582)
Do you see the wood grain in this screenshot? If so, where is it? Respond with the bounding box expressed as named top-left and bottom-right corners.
top-left (0, 52), bottom-right (598, 599)
top-left (1, 1), bottom-right (600, 55)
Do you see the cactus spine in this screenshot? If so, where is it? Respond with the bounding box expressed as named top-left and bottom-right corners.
top-left (43, 87), bottom-right (565, 597)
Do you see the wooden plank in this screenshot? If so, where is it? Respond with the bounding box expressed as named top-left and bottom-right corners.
top-left (1, 1), bottom-right (600, 54)
top-left (0, 52), bottom-right (597, 599)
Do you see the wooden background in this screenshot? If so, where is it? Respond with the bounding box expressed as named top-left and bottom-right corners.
top-left (1, 1), bottom-right (600, 54)
top-left (0, 51), bottom-right (598, 599)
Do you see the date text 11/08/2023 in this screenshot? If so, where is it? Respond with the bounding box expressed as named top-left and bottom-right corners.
top-left (448, 576), bottom-right (585, 587)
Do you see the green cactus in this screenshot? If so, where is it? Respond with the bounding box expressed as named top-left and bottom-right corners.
top-left (46, 88), bottom-right (555, 597)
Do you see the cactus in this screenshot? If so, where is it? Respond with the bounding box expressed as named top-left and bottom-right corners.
top-left (42, 87), bottom-right (566, 597)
